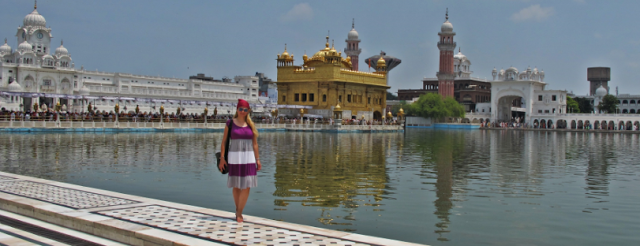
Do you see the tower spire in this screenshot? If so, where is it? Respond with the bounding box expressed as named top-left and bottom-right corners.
top-left (445, 8), bottom-right (448, 21)
top-left (326, 32), bottom-right (330, 48)
top-left (61, 40), bottom-right (63, 46)
top-left (34, 0), bottom-right (37, 9)
top-left (352, 18), bottom-right (355, 28)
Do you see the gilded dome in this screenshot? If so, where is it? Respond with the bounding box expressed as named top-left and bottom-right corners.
top-left (312, 36), bottom-right (332, 58)
top-left (377, 56), bottom-right (386, 66)
top-left (23, 6), bottom-right (46, 27)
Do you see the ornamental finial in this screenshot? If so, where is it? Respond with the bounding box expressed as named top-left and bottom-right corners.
top-left (326, 32), bottom-right (330, 48)
top-left (445, 8), bottom-right (448, 21)
top-left (34, 0), bottom-right (37, 9)
top-left (4, 38), bottom-right (6, 44)
top-left (352, 18), bottom-right (355, 28)
top-left (61, 40), bottom-right (63, 46)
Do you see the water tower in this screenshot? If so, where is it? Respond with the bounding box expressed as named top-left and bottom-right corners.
top-left (588, 67), bottom-right (610, 96)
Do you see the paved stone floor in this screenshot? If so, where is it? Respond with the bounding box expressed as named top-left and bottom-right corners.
top-left (0, 172), bottom-right (424, 246)
top-left (98, 205), bottom-right (369, 245)
top-left (0, 180), bottom-right (139, 209)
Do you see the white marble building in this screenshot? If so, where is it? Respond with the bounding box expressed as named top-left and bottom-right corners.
top-left (0, 3), bottom-right (271, 115)
top-left (465, 67), bottom-right (640, 130)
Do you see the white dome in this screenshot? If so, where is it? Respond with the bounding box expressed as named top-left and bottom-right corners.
top-left (8, 81), bottom-right (22, 92)
top-left (42, 54), bottom-right (53, 59)
top-left (55, 41), bottom-right (68, 56)
top-left (18, 40), bottom-right (32, 51)
top-left (23, 9), bottom-right (46, 27)
top-left (79, 85), bottom-right (90, 95)
top-left (506, 66), bottom-right (518, 74)
top-left (348, 28), bottom-right (359, 40)
top-left (0, 39), bottom-right (11, 54)
top-left (441, 21), bottom-right (453, 33)
top-left (595, 85), bottom-right (607, 97)
top-left (454, 50), bottom-right (466, 60)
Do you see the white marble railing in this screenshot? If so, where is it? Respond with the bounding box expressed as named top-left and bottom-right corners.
top-left (0, 121), bottom-right (403, 131)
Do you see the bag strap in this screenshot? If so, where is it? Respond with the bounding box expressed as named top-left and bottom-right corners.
top-left (224, 119), bottom-right (233, 161)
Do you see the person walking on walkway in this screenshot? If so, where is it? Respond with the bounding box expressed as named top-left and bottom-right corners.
top-left (218, 99), bottom-right (261, 223)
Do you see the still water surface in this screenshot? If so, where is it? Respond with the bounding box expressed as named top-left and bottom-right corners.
top-left (1, 129), bottom-right (639, 245)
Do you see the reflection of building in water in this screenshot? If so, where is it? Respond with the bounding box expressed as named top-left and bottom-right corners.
top-left (403, 130), bottom-right (472, 241)
top-left (582, 133), bottom-right (613, 212)
top-left (0, 133), bottom-right (219, 181)
top-left (269, 132), bottom-right (400, 226)
top-left (433, 140), bottom-right (453, 241)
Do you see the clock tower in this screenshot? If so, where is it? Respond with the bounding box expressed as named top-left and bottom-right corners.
top-left (437, 9), bottom-right (456, 98)
top-left (16, 1), bottom-right (53, 56)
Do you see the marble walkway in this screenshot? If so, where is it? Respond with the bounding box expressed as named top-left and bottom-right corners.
top-left (0, 172), bottom-right (425, 246)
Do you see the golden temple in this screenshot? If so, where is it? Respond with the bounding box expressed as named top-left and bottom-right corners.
top-left (276, 36), bottom-right (389, 119)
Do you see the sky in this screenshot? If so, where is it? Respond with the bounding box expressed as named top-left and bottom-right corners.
top-left (2, 0), bottom-right (639, 96)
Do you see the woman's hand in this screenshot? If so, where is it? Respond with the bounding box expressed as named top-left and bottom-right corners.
top-left (219, 159), bottom-right (227, 172)
top-left (256, 160), bottom-right (262, 171)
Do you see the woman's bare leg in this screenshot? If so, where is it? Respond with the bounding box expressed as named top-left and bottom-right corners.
top-left (232, 188), bottom-right (241, 220)
top-left (236, 188), bottom-right (250, 222)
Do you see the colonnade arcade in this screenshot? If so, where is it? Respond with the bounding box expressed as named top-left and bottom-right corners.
top-left (532, 117), bottom-right (640, 131)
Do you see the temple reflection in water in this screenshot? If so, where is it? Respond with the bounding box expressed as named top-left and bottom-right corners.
top-left (266, 132), bottom-right (403, 227)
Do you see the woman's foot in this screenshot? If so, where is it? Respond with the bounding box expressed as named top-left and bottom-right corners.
top-left (236, 213), bottom-right (243, 223)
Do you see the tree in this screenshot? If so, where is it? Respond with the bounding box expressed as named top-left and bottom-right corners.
top-left (598, 94), bottom-right (619, 113)
top-left (566, 96), bottom-right (580, 113)
top-left (409, 93), bottom-right (465, 119)
top-left (574, 97), bottom-right (594, 114)
top-left (443, 97), bottom-right (465, 118)
top-left (386, 92), bottom-right (398, 100)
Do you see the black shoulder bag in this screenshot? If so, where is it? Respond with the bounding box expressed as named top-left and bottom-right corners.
top-left (215, 121), bottom-right (233, 174)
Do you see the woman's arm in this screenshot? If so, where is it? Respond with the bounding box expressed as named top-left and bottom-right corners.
top-left (253, 135), bottom-right (261, 171)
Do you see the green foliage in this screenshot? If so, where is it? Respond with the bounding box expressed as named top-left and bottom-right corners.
top-left (574, 97), bottom-right (594, 114)
top-left (409, 93), bottom-right (465, 119)
top-left (443, 97), bottom-right (465, 118)
top-left (390, 101), bottom-right (410, 115)
top-left (598, 94), bottom-right (619, 113)
top-left (566, 96), bottom-right (580, 113)
top-left (386, 92), bottom-right (398, 100)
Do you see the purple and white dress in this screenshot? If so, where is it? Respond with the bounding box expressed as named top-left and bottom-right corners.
top-left (226, 120), bottom-right (257, 189)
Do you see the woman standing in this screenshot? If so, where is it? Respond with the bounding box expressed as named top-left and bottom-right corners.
top-left (219, 99), bottom-right (261, 223)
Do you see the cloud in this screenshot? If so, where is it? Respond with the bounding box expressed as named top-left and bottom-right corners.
top-left (280, 3), bottom-right (313, 22)
top-left (510, 4), bottom-right (555, 22)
